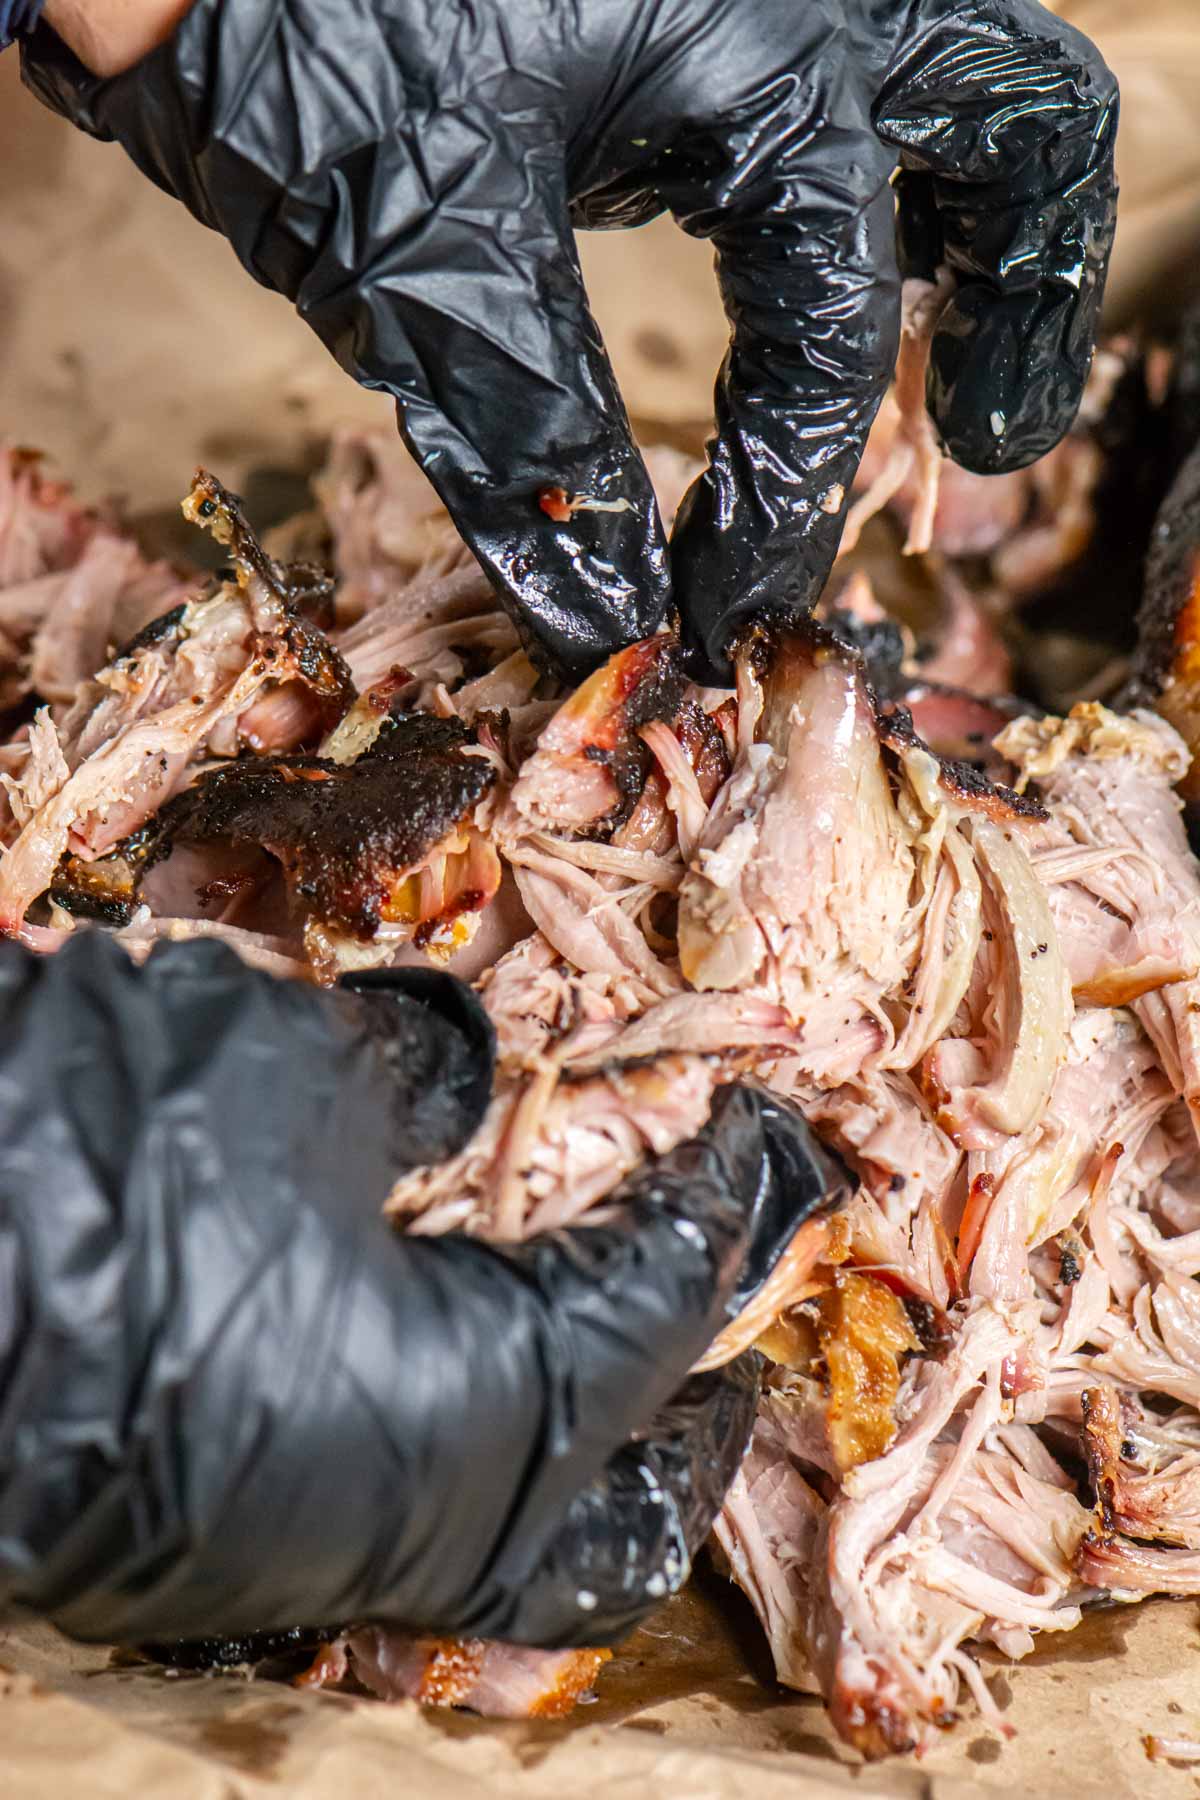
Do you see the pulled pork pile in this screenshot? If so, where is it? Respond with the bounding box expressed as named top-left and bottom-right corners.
top-left (4, 363), bottom-right (1200, 1755)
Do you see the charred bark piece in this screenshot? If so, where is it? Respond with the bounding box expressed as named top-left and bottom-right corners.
top-left (506, 634), bottom-right (684, 839)
top-left (902, 1295), bottom-right (955, 1358)
top-left (821, 606), bottom-right (908, 685)
top-left (47, 851), bottom-right (142, 927)
top-left (881, 680), bottom-right (1032, 784)
top-left (872, 695), bottom-right (1047, 826)
top-left (184, 469), bottom-right (313, 606)
top-left (48, 815), bottom-right (184, 928)
top-left (1081, 1384), bottom-right (1200, 1551)
top-left (1124, 440), bottom-right (1200, 807)
top-left (114, 602), bottom-right (190, 662)
top-left (151, 714), bottom-right (498, 943)
top-left (737, 614), bottom-right (1046, 826)
top-left (183, 469), bottom-right (353, 728)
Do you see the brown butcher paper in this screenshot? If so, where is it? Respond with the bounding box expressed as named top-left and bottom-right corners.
top-left (2, 0), bottom-right (1200, 1793)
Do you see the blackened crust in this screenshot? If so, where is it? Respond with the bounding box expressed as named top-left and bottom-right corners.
top-left (733, 612), bottom-right (860, 685)
top-left (902, 1297), bottom-right (955, 1359)
top-left (49, 840), bottom-right (161, 926)
top-left (184, 469), bottom-right (353, 722)
top-left (286, 615), bottom-right (356, 718)
top-left (873, 698), bottom-right (1048, 824)
top-left (277, 561), bottom-right (337, 626)
top-left (1126, 440), bottom-right (1200, 704)
top-left (932, 752), bottom-right (1048, 824)
top-left (581, 635), bottom-right (685, 837)
top-left (821, 607), bottom-right (907, 684)
top-left (156, 714), bottom-right (495, 937)
top-left (623, 649), bottom-right (686, 736)
top-left (114, 603), bottom-right (189, 663)
top-left (184, 469), bottom-right (281, 596)
top-left (48, 885), bottom-right (137, 929)
top-left (731, 613), bottom-right (1045, 822)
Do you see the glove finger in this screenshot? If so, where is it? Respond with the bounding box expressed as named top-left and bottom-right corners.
top-left (499, 1092), bottom-right (850, 1652)
top-left (16, 1039), bottom-right (836, 1648)
top-left (876, 0), bottom-right (1118, 473)
top-left (20, 13), bottom-right (668, 683)
top-left (0, 933), bottom-right (476, 1642)
top-left (570, 178), bottom-right (666, 232)
top-left (722, 1088), bottom-right (853, 1331)
top-left (442, 1085), bottom-right (845, 1643)
top-left (140, 1361), bottom-right (760, 1665)
top-left (336, 967), bottom-right (496, 1170)
top-left (664, 115), bottom-right (901, 683)
top-left (358, 172), bottom-right (670, 680)
top-left (487, 1356), bottom-right (761, 1648)
top-left (24, 1079), bottom-right (761, 1644)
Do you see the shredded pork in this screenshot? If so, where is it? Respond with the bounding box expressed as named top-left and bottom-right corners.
top-left (5, 385), bottom-right (1200, 1758)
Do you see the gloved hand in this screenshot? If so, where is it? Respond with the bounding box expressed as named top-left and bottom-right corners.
top-left (19, 0), bottom-right (1117, 682)
top-left (0, 932), bottom-right (847, 1650)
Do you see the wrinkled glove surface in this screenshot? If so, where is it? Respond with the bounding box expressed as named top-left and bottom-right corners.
top-left (22, 0), bottom-right (1117, 680)
top-left (0, 933), bottom-right (844, 1648)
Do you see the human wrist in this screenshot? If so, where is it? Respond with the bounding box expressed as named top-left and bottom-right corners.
top-left (41, 0), bottom-right (193, 76)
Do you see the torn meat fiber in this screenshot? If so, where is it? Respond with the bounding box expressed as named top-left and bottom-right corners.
top-left (8, 428), bottom-right (1200, 1759)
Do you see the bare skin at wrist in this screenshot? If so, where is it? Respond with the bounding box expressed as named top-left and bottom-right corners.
top-left (42, 0), bottom-right (194, 77)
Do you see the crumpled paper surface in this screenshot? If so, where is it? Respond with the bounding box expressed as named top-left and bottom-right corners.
top-left (5, 1587), bottom-right (1200, 1799)
top-left (2, 1), bottom-right (1200, 1794)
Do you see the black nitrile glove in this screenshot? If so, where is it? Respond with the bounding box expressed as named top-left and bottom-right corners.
top-left (0, 932), bottom-right (844, 1650)
top-left (21, 0), bottom-right (1117, 682)
top-left (0, 2), bottom-right (42, 52)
